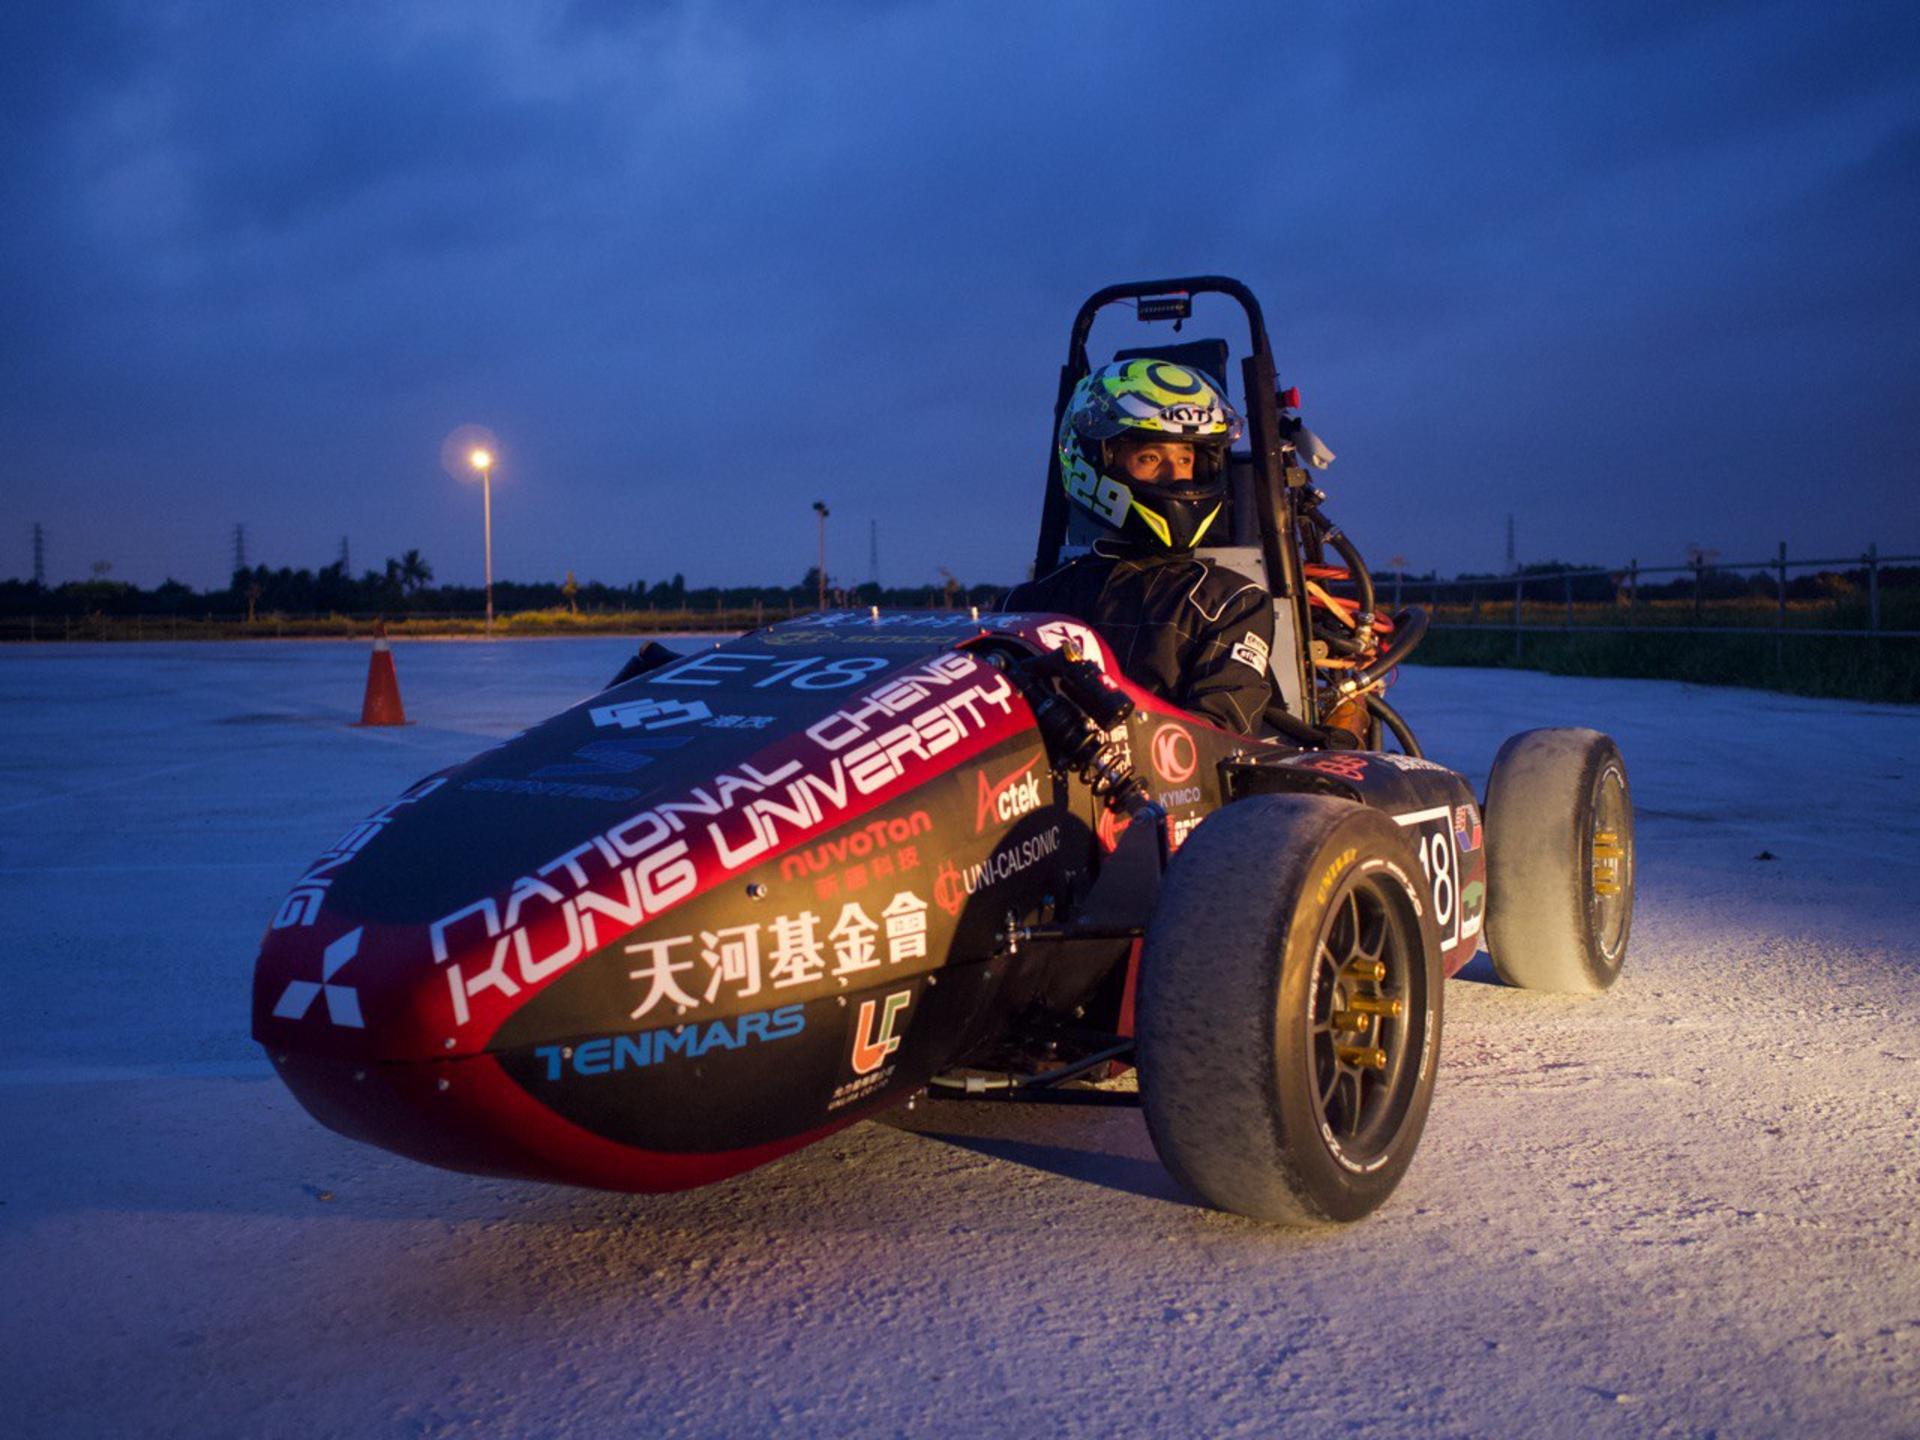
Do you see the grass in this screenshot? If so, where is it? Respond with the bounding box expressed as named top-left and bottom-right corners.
top-left (1397, 585), bottom-right (1920, 703)
top-left (1410, 626), bottom-right (1919, 702)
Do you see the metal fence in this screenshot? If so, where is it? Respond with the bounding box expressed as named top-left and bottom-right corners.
top-left (1382, 544), bottom-right (1920, 661)
top-left (7, 544), bottom-right (1917, 650)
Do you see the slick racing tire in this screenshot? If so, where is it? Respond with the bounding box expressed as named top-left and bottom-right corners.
top-left (1137, 795), bottom-right (1443, 1226)
top-left (1483, 728), bottom-right (1634, 994)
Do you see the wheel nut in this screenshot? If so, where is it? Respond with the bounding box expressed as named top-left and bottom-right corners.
top-left (1331, 1010), bottom-right (1370, 1034)
top-left (1346, 994), bottom-right (1403, 1019)
top-left (1337, 1045), bottom-right (1387, 1070)
top-left (1345, 959), bottom-right (1387, 982)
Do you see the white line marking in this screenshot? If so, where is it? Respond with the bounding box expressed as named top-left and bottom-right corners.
top-left (0, 756), bottom-right (229, 815)
top-left (0, 1062), bottom-right (275, 1086)
top-left (0, 862), bottom-right (297, 875)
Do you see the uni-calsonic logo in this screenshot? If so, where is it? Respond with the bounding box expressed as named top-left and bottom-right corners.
top-left (850, 990), bottom-right (913, 1075)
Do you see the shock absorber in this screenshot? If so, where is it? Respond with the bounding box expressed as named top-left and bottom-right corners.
top-left (996, 641), bottom-right (1157, 822)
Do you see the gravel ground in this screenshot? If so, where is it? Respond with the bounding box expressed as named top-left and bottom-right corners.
top-left (1, 639), bottom-right (1914, 1438)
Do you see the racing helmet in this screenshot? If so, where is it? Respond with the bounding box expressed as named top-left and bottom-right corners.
top-left (1059, 358), bottom-right (1244, 553)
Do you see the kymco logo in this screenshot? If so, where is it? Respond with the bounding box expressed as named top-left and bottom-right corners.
top-left (1151, 725), bottom-right (1197, 785)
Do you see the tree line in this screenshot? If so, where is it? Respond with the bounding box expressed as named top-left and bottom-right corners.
top-left (0, 556), bottom-right (1011, 618)
top-left (4, 552), bottom-right (1910, 621)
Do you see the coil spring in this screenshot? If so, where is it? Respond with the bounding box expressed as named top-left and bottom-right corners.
top-left (1084, 738), bottom-right (1137, 804)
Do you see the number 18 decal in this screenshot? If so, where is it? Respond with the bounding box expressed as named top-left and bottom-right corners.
top-left (1397, 807), bottom-right (1463, 952)
top-left (1418, 829), bottom-right (1455, 931)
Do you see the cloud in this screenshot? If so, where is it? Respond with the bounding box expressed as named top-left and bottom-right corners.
top-left (3, 0), bottom-right (1917, 588)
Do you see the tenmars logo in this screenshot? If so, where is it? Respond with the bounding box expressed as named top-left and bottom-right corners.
top-left (851, 990), bottom-right (913, 1074)
top-left (974, 756), bottom-right (1042, 831)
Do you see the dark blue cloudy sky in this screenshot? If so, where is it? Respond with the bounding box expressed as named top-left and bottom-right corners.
top-left (4, 0), bottom-right (1917, 591)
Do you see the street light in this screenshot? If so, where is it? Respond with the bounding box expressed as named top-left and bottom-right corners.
top-left (469, 447), bottom-right (495, 636)
top-left (812, 500), bottom-right (829, 613)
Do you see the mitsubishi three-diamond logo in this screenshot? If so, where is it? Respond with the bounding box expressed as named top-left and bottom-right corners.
top-left (271, 927), bottom-right (366, 1028)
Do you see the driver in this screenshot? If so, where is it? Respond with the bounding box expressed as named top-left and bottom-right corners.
top-left (1003, 359), bottom-right (1275, 735)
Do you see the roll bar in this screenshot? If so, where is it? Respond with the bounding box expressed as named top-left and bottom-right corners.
top-left (1032, 276), bottom-right (1314, 722)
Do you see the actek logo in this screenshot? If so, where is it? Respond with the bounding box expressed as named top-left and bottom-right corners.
top-left (974, 756), bottom-right (1043, 831)
top-left (850, 990), bottom-right (913, 1075)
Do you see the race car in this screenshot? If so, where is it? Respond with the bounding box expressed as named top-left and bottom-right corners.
top-left (252, 276), bottom-right (1634, 1225)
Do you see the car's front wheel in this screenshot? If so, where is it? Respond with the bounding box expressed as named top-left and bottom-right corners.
top-left (1483, 728), bottom-right (1634, 994)
top-left (1137, 795), bottom-right (1443, 1225)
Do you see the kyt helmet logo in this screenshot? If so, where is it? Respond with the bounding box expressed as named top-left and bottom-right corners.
top-left (271, 927), bottom-right (366, 1029)
top-left (850, 990), bottom-right (913, 1075)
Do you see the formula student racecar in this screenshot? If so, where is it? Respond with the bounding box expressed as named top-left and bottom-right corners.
top-left (253, 276), bottom-right (1635, 1225)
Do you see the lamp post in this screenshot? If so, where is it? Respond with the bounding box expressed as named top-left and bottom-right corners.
top-left (811, 500), bottom-right (829, 613)
top-left (469, 447), bottom-right (495, 636)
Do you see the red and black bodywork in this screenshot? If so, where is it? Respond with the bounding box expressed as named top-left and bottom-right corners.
top-left (254, 275), bottom-right (1515, 1198)
top-left (252, 610), bottom-right (1485, 1194)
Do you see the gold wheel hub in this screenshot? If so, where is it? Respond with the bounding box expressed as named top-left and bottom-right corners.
top-left (1592, 829), bottom-right (1624, 896)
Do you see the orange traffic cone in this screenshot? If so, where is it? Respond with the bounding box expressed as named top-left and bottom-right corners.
top-left (357, 623), bottom-right (407, 726)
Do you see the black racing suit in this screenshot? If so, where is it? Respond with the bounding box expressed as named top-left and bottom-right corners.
top-left (1003, 542), bottom-right (1276, 735)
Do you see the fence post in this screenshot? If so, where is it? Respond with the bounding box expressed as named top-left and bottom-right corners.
top-left (1775, 540), bottom-right (1787, 667)
top-left (1513, 572), bottom-right (1524, 662)
top-left (1867, 542), bottom-right (1880, 632)
top-left (1692, 555), bottom-right (1704, 622)
top-left (1628, 560), bottom-right (1639, 623)
top-left (1564, 572), bottom-right (1574, 629)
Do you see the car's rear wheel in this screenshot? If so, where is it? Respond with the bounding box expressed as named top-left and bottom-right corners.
top-left (1137, 795), bottom-right (1443, 1225)
top-left (1483, 728), bottom-right (1634, 994)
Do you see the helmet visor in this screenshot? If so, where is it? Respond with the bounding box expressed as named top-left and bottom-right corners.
top-left (1101, 435), bottom-right (1230, 488)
